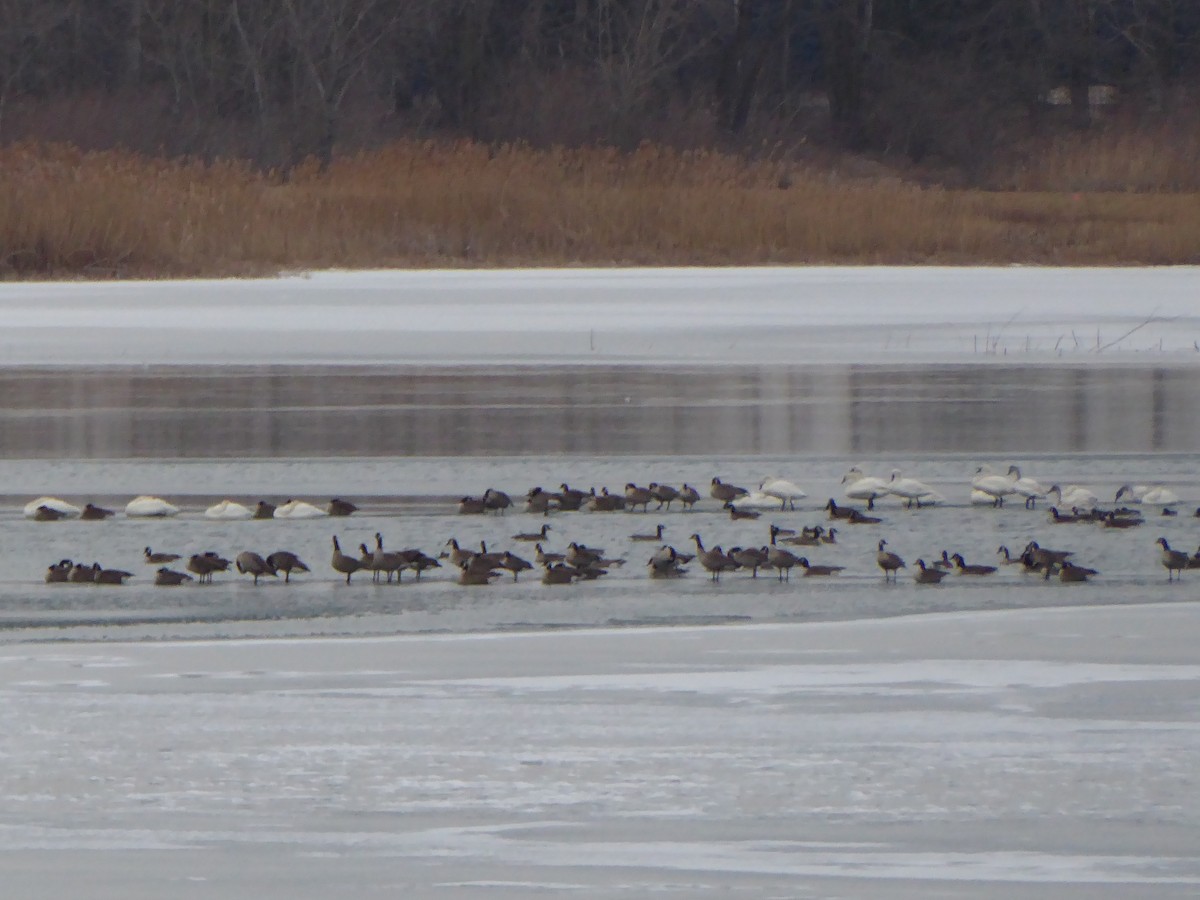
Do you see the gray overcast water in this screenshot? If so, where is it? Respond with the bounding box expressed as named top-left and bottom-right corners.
top-left (2, 363), bottom-right (1198, 458)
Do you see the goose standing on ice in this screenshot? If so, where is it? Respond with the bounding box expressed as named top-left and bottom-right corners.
top-left (841, 467), bottom-right (890, 510)
top-left (876, 539), bottom-right (906, 581)
top-left (1116, 484), bottom-right (1181, 506)
top-left (126, 496), bottom-right (180, 517)
top-left (887, 470), bottom-right (944, 508)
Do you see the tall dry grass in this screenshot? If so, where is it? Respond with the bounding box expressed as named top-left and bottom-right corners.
top-left (2, 139), bottom-right (1198, 278)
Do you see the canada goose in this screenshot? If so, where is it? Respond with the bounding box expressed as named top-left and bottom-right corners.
top-left (758, 476), bottom-right (807, 510)
top-left (459, 565), bottom-right (503, 586)
top-left (648, 546), bottom-right (689, 579)
top-left (710, 477), bottom-right (749, 503)
top-left (125, 495), bottom-right (180, 517)
top-left (367, 533), bottom-right (403, 582)
top-left (913, 559), bottom-right (947, 584)
top-left (768, 523), bottom-right (796, 544)
top-left (1053, 561), bottom-right (1099, 583)
top-left (205, 499), bottom-right (253, 520)
top-left (765, 545), bottom-right (800, 580)
top-left (45, 559), bottom-right (72, 583)
top-left (624, 483), bottom-right (654, 512)
top-left (457, 495), bottom-right (487, 515)
top-left (631, 524), bottom-right (665, 542)
top-left (499, 551), bottom-right (534, 582)
top-left (187, 552), bottom-right (230, 584)
top-left (726, 502), bottom-right (760, 521)
top-left (1188, 547), bottom-right (1200, 570)
top-left (557, 483), bottom-right (587, 511)
top-left (474, 541), bottom-right (507, 570)
top-left (887, 470), bottom-right (944, 508)
top-left (275, 499), bottom-right (326, 519)
top-left (80, 503), bottom-right (115, 520)
top-left (541, 563), bottom-right (580, 585)
top-left (33, 505), bottom-right (67, 521)
top-left (525, 487), bottom-right (558, 515)
top-left (821, 527), bottom-right (838, 544)
top-left (1024, 541), bottom-right (1073, 567)
top-left (951, 553), bottom-right (997, 576)
top-left (931, 551), bottom-right (953, 570)
top-left (513, 524), bottom-right (552, 542)
top-left (996, 545), bottom-right (1024, 566)
top-left (690, 533), bottom-right (738, 581)
top-left (798, 557), bottom-right (844, 577)
top-left (235, 551), bottom-right (277, 585)
top-left (23, 497), bottom-right (81, 519)
top-left (534, 543), bottom-right (565, 566)
top-left (565, 542), bottom-right (603, 569)
top-left (327, 498), bottom-right (358, 517)
top-left (154, 567), bottom-right (194, 586)
top-left (649, 483), bottom-right (679, 510)
top-left (144, 547), bottom-right (181, 565)
top-left (780, 525), bottom-right (822, 546)
top-left (1005, 465), bottom-right (1049, 508)
top-left (971, 465), bottom-right (1017, 507)
top-left (254, 500), bottom-right (277, 519)
top-left (483, 488), bottom-right (513, 515)
top-left (266, 551), bottom-right (310, 583)
top-left (586, 487), bottom-right (625, 512)
top-left (408, 552), bottom-right (441, 580)
top-left (728, 546), bottom-right (768, 577)
top-left (1162, 508), bottom-right (1178, 517)
top-left (69, 562), bottom-right (97, 583)
top-left (876, 539), bottom-right (905, 581)
top-left (1048, 506), bottom-right (1085, 524)
top-left (1102, 511), bottom-right (1143, 529)
top-left (847, 509), bottom-right (882, 525)
top-left (1116, 484), bottom-right (1180, 506)
top-left (1047, 484), bottom-right (1099, 509)
top-left (841, 467), bottom-right (889, 510)
top-left (1157, 537), bottom-right (1189, 581)
top-left (93, 565), bottom-right (133, 585)
top-left (677, 484), bottom-right (701, 510)
top-left (824, 499), bottom-right (856, 520)
top-left (330, 536), bottom-right (361, 584)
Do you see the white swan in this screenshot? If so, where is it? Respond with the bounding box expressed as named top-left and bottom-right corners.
top-left (971, 465), bottom-right (1017, 507)
top-left (841, 466), bottom-right (890, 510)
top-left (731, 490), bottom-right (788, 511)
top-left (887, 470), bottom-right (944, 507)
top-left (1047, 484), bottom-right (1099, 509)
top-left (758, 476), bottom-right (807, 510)
top-left (205, 499), bottom-right (253, 520)
top-left (23, 497), bottom-right (81, 519)
top-left (125, 495), bottom-right (180, 517)
top-left (1115, 484), bottom-right (1180, 506)
top-left (1006, 465), bottom-right (1049, 508)
top-left (274, 499), bottom-right (327, 519)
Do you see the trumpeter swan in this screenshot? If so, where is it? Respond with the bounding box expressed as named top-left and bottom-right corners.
top-left (205, 499), bottom-right (253, 520)
top-left (125, 496), bottom-right (180, 517)
top-left (23, 497), bottom-right (81, 519)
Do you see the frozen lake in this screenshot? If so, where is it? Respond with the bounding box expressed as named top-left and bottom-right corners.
top-left (1, 267), bottom-right (1198, 897)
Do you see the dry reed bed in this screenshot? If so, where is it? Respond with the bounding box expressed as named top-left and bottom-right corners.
top-left (2, 141), bottom-right (1198, 277)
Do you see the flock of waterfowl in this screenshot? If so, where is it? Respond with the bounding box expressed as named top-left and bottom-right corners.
top-left (28, 466), bottom-right (1199, 588)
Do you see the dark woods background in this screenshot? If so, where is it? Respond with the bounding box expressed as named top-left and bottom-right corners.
top-left (1, 1), bottom-right (1197, 179)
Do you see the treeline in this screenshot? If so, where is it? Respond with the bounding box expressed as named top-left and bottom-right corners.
top-left (1, 1), bottom-right (1198, 180)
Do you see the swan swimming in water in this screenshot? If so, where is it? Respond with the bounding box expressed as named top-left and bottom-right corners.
top-left (205, 499), bottom-right (253, 520)
top-left (274, 499), bottom-right (327, 519)
top-left (23, 497), bottom-right (81, 519)
top-left (841, 467), bottom-right (890, 509)
top-left (887, 470), bottom-right (944, 507)
top-left (1115, 484), bottom-right (1180, 506)
top-left (125, 496), bottom-right (180, 517)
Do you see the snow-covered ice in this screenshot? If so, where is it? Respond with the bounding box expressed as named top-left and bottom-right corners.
top-left (2, 267), bottom-right (1199, 366)
top-left (1, 604), bottom-right (1197, 898)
